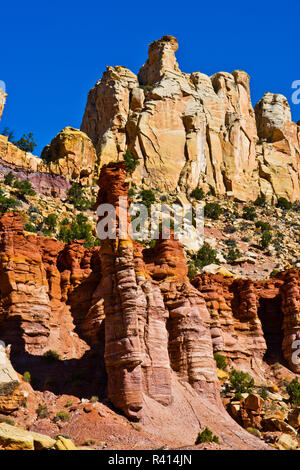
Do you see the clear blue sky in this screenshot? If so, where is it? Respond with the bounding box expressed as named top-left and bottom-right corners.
top-left (1, 0), bottom-right (299, 155)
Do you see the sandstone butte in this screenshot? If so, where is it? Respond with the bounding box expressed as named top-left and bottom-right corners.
top-left (0, 36), bottom-right (299, 451)
top-left (0, 35), bottom-right (299, 203)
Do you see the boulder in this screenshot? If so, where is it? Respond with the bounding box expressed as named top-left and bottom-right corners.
top-left (0, 423), bottom-right (56, 450)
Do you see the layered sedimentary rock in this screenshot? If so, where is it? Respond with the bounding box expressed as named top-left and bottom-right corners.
top-left (94, 163), bottom-right (219, 418)
top-left (0, 126), bottom-right (97, 197)
top-left (0, 212), bottom-right (96, 359)
top-left (193, 270), bottom-right (300, 374)
top-left (81, 35), bottom-right (300, 202)
top-left (41, 127), bottom-right (97, 185)
top-left (192, 274), bottom-right (267, 371)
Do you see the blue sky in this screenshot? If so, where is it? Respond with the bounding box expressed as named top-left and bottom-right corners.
top-left (1, 0), bottom-right (299, 155)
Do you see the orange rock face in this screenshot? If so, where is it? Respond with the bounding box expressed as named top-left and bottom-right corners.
top-left (0, 165), bottom-right (298, 449)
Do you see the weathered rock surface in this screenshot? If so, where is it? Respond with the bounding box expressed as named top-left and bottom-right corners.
top-left (0, 126), bottom-right (97, 197)
top-left (41, 127), bottom-right (97, 185)
top-left (0, 422), bottom-right (77, 450)
top-left (193, 270), bottom-right (300, 374)
top-left (81, 35), bottom-right (300, 202)
top-left (0, 165), bottom-right (274, 449)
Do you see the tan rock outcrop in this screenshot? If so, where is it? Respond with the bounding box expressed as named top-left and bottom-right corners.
top-left (255, 93), bottom-right (300, 202)
top-left (41, 127), bottom-right (97, 185)
top-left (81, 36), bottom-right (300, 202)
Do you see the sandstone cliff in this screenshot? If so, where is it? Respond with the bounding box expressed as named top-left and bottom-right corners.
top-left (0, 163), bottom-right (299, 448)
top-left (0, 126), bottom-right (97, 197)
top-left (81, 35), bottom-right (300, 202)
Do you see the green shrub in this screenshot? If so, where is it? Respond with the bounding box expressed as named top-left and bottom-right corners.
top-left (286, 377), bottom-right (300, 406)
top-left (260, 230), bottom-right (272, 248)
top-left (128, 188), bottom-right (135, 198)
top-left (44, 213), bottom-right (58, 231)
top-left (255, 220), bottom-right (271, 231)
top-left (54, 410), bottom-right (70, 423)
top-left (4, 171), bottom-right (15, 186)
top-left (242, 206), bottom-right (257, 221)
top-left (43, 350), bottom-right (60, 362)
top-left (83, 439), bottom-right (96, 446)
top-left (277, 197), bottom-right (292, 210)
top-left (124, 150), bottom-right (139, 174)
top-left (194, 243), bottom-right (218, 268)
top-left (247, 427), bottom-right (261, 438)
top-left (13, 178), bottom-right (36, 197)
top-left (140, 189), bottom-right (156, 209)
top-left (229, 369), bottom-right (254, 394)
top-left (89, 396), bottom-right (99, 403)
top-left (24, 223), bottom-right (38, 233)
top-left (0, 189), bottom-right (22, 214)
top-left (214, 353), bottom-right (227, 371)
top-left (58, 214), bottom-right (100, 248)
top-left (36, 404), bottom-right (49, 419)
top-left (254, 195), bottom-right (266, 207)
top-left (227, 248), bottom-right (242, 263)
top-left (225, 238), bottom-right (237, 248)
top-left (14, 132), bottom-right (37, 153)
top-left (188, 262), bottom-right (198, 280)
top-left (204, 202), bottom-right (222, 220)
top-left (23, 371), bottom-right (31, 383)
top-left (67, 183), bottom-right (90, 211)
top-left (195, 427), bottom-right (219, 445)
top-left (190, 188), bottom-right (205, 200)
top-left (260, 387), bottom-right (268, 400)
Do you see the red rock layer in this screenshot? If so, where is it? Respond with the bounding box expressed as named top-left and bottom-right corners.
top-left (95, 164), bottom-right (219, 419)
top-left (193, 271), bottom-right (300, 374)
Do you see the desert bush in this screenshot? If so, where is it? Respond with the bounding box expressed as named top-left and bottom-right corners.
top-left (214, 353), bottom-right (227, 371)
top-left (140, 189), bottom-right (156, 209)
top-left (260, 230), bottom-right (272, 248)
top-left (227, 248), bottom-right (242, 263)
top-left (255, 220), bottom-right (271, 231)
top-left (195, 427), bottom-right (219, 445)
top-left (13, 178), bottom-right (36, 197)
top-left (204, 202), bottom-right (222, 220)
top-left (0, 189), bottom-right (21, 214)
top-left (14, 132), bottom-right (37, 153)
top-left (242, 206), bottom-right (257, 221)
top-left (193, 243), bottom-right (218, 268)
top-left (24, 223), bottom-right (38, 233)
top-left (23, 371), bottom-right (31, 383)
top-left (124, 150), bottom-right (139, 174)
top-left (188, 262), bottom-right (198, 280)
top-left (277, 197), bottom-right (292, 210)
top-left (89, 396), bottom-right (99, 403)
top-left (229, 369), bottom-right (254, 394)
top-left (254, 195), bottom-right (266, 207)
top-left (44, 213), bottom-right (58, 231)
top-left (54, 411), bottom-right (70, 423)
top-left (286, 377), bottom-right (300, 406)
top-left (36, 404), bottom-right (49, 419)
top-left (190, 188), bottom-right (205, 200)
top-left (67, 182), bottom-right (90, 211)
top-left (4, 171), bottom-right (15, 186)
